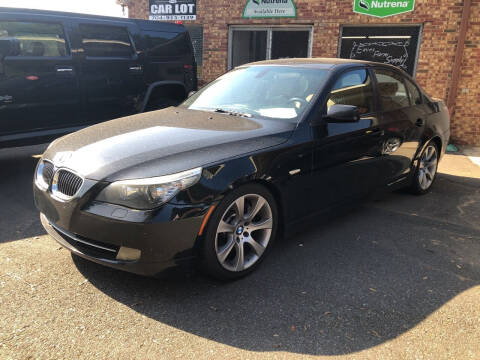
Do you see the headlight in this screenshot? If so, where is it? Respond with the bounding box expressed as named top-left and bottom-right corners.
top-left (96, 167), bottom-right (202, 210)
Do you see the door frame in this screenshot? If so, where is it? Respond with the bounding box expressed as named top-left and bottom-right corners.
top-left (227, 25), bottom-right (314, 70)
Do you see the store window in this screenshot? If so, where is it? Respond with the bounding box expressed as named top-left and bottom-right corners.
top-left (228, 27), bottom-right (312, 69)
top-left (374, 69), bottom-right (410, 111)
top-left (339, 25), bottom-right (422, 77)
top-left (0, 21), bottom-right (67, 57)
top-left (80, 24), bottom-right (133, 58)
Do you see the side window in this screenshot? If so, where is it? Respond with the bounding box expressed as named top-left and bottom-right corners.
top-left (327, 69), bottom-right (374, 115)
top-left (145, 31), bottom-right (190, 59)
top-left (0, 21), bottom-right (67, 57)
top-left (374, 69), bottom-right (410, 111)
top-left (80, 24), bottom-right (133, 58)
top-left (405, 79), bottom-right (422, 106)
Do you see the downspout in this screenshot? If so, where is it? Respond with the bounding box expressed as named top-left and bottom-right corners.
top-left (446, 0), bottom-right (472, 115)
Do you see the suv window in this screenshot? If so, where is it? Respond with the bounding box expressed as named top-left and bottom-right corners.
top-left (328, 69), bottom-right (374, 115)
top-left (145, 31), bottom-right (190, 59)
top-left (0, 21), bottom-right (67, 57)
top-left (374, 69), bottom-right (410, 111)
top-left (405, 78), bottom-right (422, 105)
top-left (80, 24), bottom-right (133, 58)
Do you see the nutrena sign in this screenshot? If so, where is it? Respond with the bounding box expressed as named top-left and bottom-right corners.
top-left (354, 0), bottom-right (415, 17)
top-left (243, 0), bottom-right (297, 19)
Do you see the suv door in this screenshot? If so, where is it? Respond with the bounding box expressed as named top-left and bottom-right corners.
top-left (311, 67), bottom-right (385, 208)
top-left (372, 67), bottom-right (424, 184)
top-left (0, 19), bottom-right (80, 139)
top-left (73, 21), bottom-right (144, 124)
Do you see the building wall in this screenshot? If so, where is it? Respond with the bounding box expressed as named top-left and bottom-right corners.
top-left (129, 0), bottom-right (480, 145)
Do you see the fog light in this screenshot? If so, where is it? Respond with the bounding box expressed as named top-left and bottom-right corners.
top-left (116, 247), bottom-right (141, 261)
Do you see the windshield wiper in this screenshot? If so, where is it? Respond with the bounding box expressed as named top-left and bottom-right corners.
top-left (214, 108), bottom-right (252, 118)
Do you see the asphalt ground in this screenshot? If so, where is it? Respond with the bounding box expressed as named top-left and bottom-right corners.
top-left (0, 144), bottom-right (479, 359)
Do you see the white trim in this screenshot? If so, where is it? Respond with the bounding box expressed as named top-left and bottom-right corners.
top-left (228, 25), bottom-right (314, 70)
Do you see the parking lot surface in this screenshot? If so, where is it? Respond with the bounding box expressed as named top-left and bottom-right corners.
top-left (1, 144), bottom-right (479, 359)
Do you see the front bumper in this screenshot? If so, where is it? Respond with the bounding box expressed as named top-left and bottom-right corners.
top-left (35, 183), bottom-right (209, 276)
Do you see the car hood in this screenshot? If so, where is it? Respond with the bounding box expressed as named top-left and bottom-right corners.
top-left (43, 107), bottom-right (296, 181)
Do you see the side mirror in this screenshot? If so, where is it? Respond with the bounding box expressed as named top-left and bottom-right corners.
top-left (0, 38), bottom-right (20, 58)
top-left (323, 104), bottom-right (360, 123)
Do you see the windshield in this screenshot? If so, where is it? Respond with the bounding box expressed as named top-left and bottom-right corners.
top-left (181, 66), bottom-right (330, 122)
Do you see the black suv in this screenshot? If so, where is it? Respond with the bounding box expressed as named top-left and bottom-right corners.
top-left (0, 7), bottom-right (197, 148)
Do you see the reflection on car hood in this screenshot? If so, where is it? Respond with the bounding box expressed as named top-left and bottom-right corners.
top-left (43, 107), bottom-right (296, 181)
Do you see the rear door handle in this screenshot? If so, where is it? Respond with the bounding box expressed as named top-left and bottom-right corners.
top-left (415, 118), bottom-right (424, 127)
top-left (55, 66), bottom-right (75, 76)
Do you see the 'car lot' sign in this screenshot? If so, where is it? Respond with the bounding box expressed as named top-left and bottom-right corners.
top-left (149, 0), bottom-right (197, 20)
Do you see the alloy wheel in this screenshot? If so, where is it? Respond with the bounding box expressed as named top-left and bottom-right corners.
top-left (215, 194), bottom-right (273, 272)
top-left (418, 145), bottom-right (438, 190)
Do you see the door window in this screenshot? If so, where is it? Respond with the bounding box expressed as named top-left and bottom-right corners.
top-left (80, 24), bottom-right (133, 58)
top-left (0, 21), bottom-right (67, 57)
top-left (374, 69), bottom-right (410, 111)
top-left (405, 78), bottom-right (422, 105)
top-left (327, 69), bottom-right (374, 115)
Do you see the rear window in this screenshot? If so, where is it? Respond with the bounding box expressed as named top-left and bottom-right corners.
top-left (0, 21), bottom-right (67, 57)
top-left (80, 24), bottom-right (133, 58)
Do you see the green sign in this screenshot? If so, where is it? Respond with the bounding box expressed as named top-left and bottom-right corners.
top-left (243, 0), bottom-right (297, 19)
top-left (353, 0), bottom-right (415, 18)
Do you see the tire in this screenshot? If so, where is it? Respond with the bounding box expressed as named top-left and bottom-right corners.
top-left (409, 142), bottom-right (439, 195)
top-left (201, 183), bottom-right (279, 280)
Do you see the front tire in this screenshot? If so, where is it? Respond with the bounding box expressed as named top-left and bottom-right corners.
top-left (409, 143), bottom-right (439, 195)
top-left (201, 184), bottom-right (279, 280)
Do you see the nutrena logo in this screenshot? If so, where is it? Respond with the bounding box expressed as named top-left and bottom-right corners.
top-left (243, 0), bottom-right (296, 18)
top-left (354, 0), bottom-right (415, 17)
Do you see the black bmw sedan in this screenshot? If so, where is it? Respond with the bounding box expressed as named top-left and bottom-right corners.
top-left (34, 59), bottom-right (450, 280)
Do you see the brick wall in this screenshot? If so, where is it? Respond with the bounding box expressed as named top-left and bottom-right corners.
top-left (129, 0), bottom-right (480, 145)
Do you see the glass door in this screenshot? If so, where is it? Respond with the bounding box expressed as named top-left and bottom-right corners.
top-left (231, 30), bottom-right (267, 68)
top-left (271, 30), bottom-right (310, 59)
top-left (228, 26), bottom-right (312, 69)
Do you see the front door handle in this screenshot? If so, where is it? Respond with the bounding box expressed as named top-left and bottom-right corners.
top-left (415, 118), bottom-right (425, 127)
top-left (366, 128), bottom-right (384, 137)
top-left (129, 65), bottom-right (143, 74)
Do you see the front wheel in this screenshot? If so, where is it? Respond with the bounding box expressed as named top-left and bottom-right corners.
top-left (201, 184), bottom-right (278, 280)
top-left (409, 143), bottom-right (439, 195)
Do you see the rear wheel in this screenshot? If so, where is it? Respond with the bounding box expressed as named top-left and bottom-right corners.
top-left (201, 184), bottom-right (278, 280)
top-left (409, 143), bottom-right (439, 195)
top-left (145, 97), bottom-right (180, 112)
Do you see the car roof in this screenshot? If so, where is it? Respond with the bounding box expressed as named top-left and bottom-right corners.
top-left (0, 7), bottom-right (185, 32)
top-left (245, 57), bottom-right (399, 71)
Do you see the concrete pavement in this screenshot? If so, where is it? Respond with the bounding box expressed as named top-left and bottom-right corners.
top-left (0, 145), bottom-right (479, 359)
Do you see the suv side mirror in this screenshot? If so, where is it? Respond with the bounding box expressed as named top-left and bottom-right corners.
top-left (0, 38), bottom-right (20, 58)
top-left (323, 104), bottom-right (360, 123)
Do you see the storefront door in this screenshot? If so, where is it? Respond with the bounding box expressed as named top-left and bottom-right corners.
top-left (228, 26), bottom-right (312, 69)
